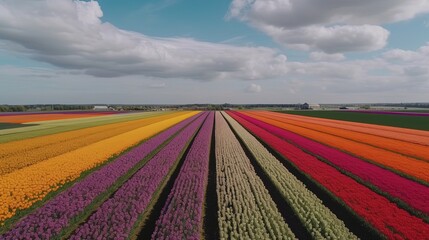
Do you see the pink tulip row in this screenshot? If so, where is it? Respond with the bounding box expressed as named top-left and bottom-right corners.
top-left (224, 111), bottom-right (355, 239)
top-left (151, 112), bottom-right (214, 240)
top-left (232, 111), bottom-right (429, 216)
top-left (231, 111), bottom-right (429, 239)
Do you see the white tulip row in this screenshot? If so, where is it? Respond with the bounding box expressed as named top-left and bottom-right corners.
top-left (214, 112), bottom-right (295, 240)
top-left (222, 111), bottom-right (357, 239)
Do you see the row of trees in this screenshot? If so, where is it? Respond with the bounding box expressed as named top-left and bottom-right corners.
top-left (0, 105), bottom-right (93, 112)
top-left (0, 105), bottom-right (26, 112)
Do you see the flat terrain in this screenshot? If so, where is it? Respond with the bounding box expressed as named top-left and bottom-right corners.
top-left (0, 110), bottom-right (427, 239)
top-left (277, 110), bottom-right (429, 131)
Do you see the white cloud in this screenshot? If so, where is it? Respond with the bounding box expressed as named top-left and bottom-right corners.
top-left (0, 0), bottom-right (428, 104)
top-left (309, 52), bottom-right (345, 62)
top-left (228, 0), bottom-right (429, 53)
top-left (258, 24), bottom-right (389, 53)
top-left (2, 43), bottom-right (429, 103)
top-left (382, 49), bottom-right (422, 61)
top-left (229, 0), bottom-right (429, 27)
top-left (0, 0), bottom-right (288, 80)
top-left (246, 83), bottom-right (262, 93)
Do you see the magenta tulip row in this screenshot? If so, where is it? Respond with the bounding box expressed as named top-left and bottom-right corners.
top-left (233, 111), bottom-right (429, 216)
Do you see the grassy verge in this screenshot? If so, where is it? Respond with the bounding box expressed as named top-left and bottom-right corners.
top-left (0, 123), bottom-right (38, 130)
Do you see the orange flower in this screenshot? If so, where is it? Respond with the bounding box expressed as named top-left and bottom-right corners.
top-left (241, 111), bottom-right (429, 182)
top-left (0, 111), bottom-right (199, 224)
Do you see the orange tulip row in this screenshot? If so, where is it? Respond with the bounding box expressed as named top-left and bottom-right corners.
top-left (263, 111), bottom-right (429, 146)
top-left (242, 111), bottom-right (429, 183)
top-left (257, 111), bottom-right (429, 160)
top-left (0, 111), bottom-right (199, 224)
top-left (0, 112), bottom-right (184, 175)
top-left (0, 113), bottom-right (116, 124)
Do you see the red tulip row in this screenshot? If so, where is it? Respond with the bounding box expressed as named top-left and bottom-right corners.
top-left (230, 111), bottom-right (429, 239)
top-left (224, 111), bottom-right (356, 239)
top-left (234, 111), bottom-right (429, 217)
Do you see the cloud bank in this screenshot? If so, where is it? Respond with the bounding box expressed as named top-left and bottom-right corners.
top-left (228, 0), bottom-right (429, 53)
top-left (0, 0), bottom-right (428, 103)
top-left (0, 0), bottom-right (288, 80)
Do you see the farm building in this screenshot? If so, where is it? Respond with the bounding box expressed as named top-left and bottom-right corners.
top-left (309, 103), bottom-right (321, 110)
top-left (300, 103), bottom-right (321, 110)
top-left (93, 105), bottom-right (109, 111)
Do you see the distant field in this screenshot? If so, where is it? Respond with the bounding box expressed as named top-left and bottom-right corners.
top-left (0, 111), bottom-right (122, 124)
top-left (1, 111), bottom-right (427, 239)
top-left (277, 110), bottom-right (429, 131)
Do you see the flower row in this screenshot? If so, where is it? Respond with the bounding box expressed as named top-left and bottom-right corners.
top-left (235, 111), bottom-right (429, 239)
top-left (69, 112), bottom-right (208, 239)
top-left (257, 111), bottom-right (429, 159)
top-left (0, 112), bottom-right (183, 175)
top-left (233, 111), bottom-right (429, 216)
top-left (0, 112), bottom-right (201, 239)
top-left (268, 111), bottom-right (429, 146)
top-left (242, 111), bottom-right (429, 182)
top-left (151, 112), bottom-right (214, 239)
top-left (214, 112), bottom-right (294, 239)
top-left (225, 111), bottom-right (356, 239)
top-left (0, 112), bottom-right (198, 224)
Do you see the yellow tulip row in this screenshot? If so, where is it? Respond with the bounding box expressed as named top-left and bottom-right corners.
top-left (0, 111), bottom-right (199, 224)
top-left (0, 112), bottom-right (183, 175)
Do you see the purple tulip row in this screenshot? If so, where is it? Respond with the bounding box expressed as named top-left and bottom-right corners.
top-left (1, 113), bottom-right (202, 240)
top-left (345, 110), bottom-right (429, 117)
top-left (151, 112), bottom-right (214, 240)
top-left (69, 112), bottom-right (208, 240)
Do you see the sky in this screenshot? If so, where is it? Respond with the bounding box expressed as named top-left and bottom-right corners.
top-left (0, 0), bottom-right (429, 104)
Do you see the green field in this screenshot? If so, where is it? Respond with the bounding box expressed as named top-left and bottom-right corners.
top-left (276, 111), bottom-right (429, 131)
top-left (0, 112), bottom-right (171, 143)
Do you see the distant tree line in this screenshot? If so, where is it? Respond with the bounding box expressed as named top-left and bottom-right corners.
top-left (0, 105), bottom-right (93, 112)
top-left (0, 105), bottom-right (27, 112)
top-left (1, 102), bottom-right (428, 113)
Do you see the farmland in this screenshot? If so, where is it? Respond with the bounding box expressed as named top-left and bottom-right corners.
top-left (279, 110), bottom-right (429, 131)
top-left (0, 110), bottom-right (428, 239)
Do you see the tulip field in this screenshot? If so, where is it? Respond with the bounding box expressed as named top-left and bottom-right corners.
top-left (0, 110), bottom-right (428, 239)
